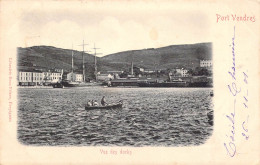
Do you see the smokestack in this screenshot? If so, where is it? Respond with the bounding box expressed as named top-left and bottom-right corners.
top-left (131, 62), bottom-right (133, 75)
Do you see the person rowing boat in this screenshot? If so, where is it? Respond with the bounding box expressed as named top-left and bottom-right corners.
top-left (101, 96), bottom-right (107, 106)
top-left (86, 97), bottom-right (123, 108)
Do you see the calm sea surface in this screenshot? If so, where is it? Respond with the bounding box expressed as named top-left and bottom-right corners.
top-left (18, 87), bottom-right (213, 146)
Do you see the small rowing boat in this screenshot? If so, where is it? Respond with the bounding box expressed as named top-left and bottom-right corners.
top-left (85, 103), bottom-right (123, 110)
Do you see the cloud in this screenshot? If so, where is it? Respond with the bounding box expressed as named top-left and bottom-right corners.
top-left (18, 9), bottom-right (211, 55)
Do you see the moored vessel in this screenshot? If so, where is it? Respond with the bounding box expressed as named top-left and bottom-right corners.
top-left (52, 82), bottom-right (64, 88)
top-left (138, 80), bottom-right (188, 87)
top-left (61, 80), bottom-right (80, 87)
top-left (61, 46), bottom-right (81, 87)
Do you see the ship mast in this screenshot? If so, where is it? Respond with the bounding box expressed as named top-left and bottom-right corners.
top-left (78, 40), bottom-right (88, 82)
top-left (92, 43), bottom-right (101, 81)
top-left (71, 44), bottom-right (74, 81)
top-left (71, 44), bottom-right (74, 74)
top-left (130, 54), bottom-right (134, 76)
top-left (131, 61), bottom-right (134, 75)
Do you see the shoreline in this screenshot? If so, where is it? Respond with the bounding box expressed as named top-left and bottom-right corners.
top-left (17, 85), bottom-right (213, 89)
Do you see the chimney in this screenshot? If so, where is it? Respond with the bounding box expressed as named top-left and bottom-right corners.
top-left (131, 62), bottom-right (133, 75)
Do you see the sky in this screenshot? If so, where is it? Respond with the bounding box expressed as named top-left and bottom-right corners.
top-left (18, 1), bottom-right (212, 56)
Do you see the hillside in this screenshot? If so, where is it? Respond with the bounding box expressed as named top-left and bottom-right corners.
top-left (17, 46), bottom-right (95, 70)
top-left (101, 42), bottom-right (212, 69)
top-left (17, 42), bottom-right (212, 76)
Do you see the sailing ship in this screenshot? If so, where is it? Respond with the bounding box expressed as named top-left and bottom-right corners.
top-left (61, 44), bottom-right (80, 87)
top-left (61, 41), bottom-right (102, 87)
top-left (76, 42), bottom-right (102, 86)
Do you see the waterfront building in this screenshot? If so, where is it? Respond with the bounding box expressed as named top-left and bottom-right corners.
top-left (32, 71), bottom-right (44, 84)
top-left (144, 69), bottom-right (155, 73)
top-left (96, 72), bottom-right (113, 81)
top-left (52, 68), bottom-right (63, 74)
top-left (75, 74), bottom-right (83, 82)
top-left (171, 68), bottom-right (189, 77)
top-left (43, 71), bottom-right (52, 83)
top-left (67, 72), bottom-right (83, 82)
top-left (133, 66), bottom-right (145, 73)
top-left (50, 71), bottom-right (63, 83)
top-left (18, 70), bottom-right (33, 83)
top-left (18, 69), bottom-right (64, 85)
top-left (106, 71), bottom-right (123, 79)
top-left (18, 70), bottom-right (44, 85)
top-left (200, 60), bottom-right (212, 68)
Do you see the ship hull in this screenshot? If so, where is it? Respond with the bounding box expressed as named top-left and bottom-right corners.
top-left (138, 82), bottom-right (188, 87)
top-left (189, 82), bottom-right (211, 87)
top-left (78, 82), bottom-right (102, 87)
top-left (61, 81), bottom-right (102, 87)
top-left (52, 83), bottom-right (64, 88)
top-left (61, 81), bottom-right (80, 87)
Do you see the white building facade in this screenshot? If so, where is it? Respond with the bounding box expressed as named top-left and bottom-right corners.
top-left (32, 72), bottom-right (44, 83)
top-left (200, 60), bottom-right (212, 68)
top-left (19, 71), bottom-right (33, 82)
top-left (18, 69), bottom-right (63, 85)
top-left (67, 72), bottom-right (83, 82)
top-left (50, 72), bottom-right (63, 83)
top-left (175, 68), bottom-right (189, 77)
top-left (96, 73), bottom-right (113, 81)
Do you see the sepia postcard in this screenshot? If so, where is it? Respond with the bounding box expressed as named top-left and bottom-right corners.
top-left (0, 0), bottom-right (259, 164)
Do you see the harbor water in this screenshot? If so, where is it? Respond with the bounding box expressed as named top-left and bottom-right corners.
top-left (18, 87), bottom-right (213, 146)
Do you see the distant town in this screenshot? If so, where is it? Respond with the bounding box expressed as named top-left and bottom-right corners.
top-left (17, 43), bottom-right (212, 88)
top-left (17, 59), bottom-right (212, 87)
